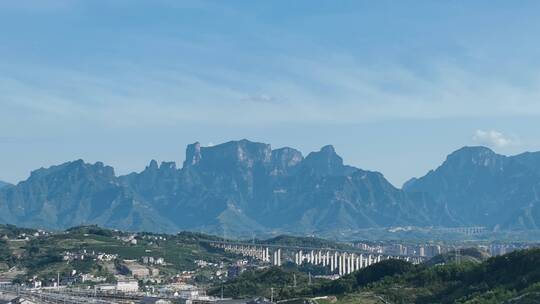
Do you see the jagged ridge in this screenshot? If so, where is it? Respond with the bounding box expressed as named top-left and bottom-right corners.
top-left (2, 141), bottom-right (540, 235)
top-left (0, 140), bottom-right (432, 235)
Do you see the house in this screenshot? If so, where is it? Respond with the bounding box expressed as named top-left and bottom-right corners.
top-left (127, 264), bottom-right (150, 278)
top-left (116, 280), bottom-right (139, 293)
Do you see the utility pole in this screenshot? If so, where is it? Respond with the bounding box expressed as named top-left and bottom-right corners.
top-left (271, 287), bottom-right (274, 303)
top-left (293, 273), bottom-right (297, 288)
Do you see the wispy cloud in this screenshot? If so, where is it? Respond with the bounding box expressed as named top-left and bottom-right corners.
top-left (473, 130), bottom-right (515, 148)
top-left (4, 57), bottom-right (540, 133)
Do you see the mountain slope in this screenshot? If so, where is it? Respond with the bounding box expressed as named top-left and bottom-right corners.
top-left (0, 181), bottom-right (11, 189)
top-left (0, 140), bottom-right (434, 234)
top-left (4, 141), bottom-right (540, 234)
top-left (0, 160), bottom-right (176, 232)
top-left (120, 140), bottom-right (434, 234)
top-left (404, 146), bottom-right (540, 229)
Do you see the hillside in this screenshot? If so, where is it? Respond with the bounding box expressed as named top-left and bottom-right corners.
top-left (213, 249), bottom-right (540, 303)
top-left (208, 266), bottom-right (321, 299)
top-left (297, 249), bottom-right (540, 303)
top-left (424, 247), bottom-right (491, 266)
top-left (0, 225), bottom-right (238, 283)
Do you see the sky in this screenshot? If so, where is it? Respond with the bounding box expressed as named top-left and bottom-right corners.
top-left (1, 0), bottom-right (540, 187)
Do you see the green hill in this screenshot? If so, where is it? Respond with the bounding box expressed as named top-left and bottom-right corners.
top-left (212, 249), bottom-right (540, 303)
top-left (300, 249), bottom-right (540, 303)
top-left (0, 225), bottom-right (238, 283)
top-left (424, 247), bottom-right (491, 266)
top-left (209, 266), bottom-right (323, 300)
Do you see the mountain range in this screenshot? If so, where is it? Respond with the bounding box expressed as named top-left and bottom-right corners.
top-left (1, 140), bottom-right (540, 235)
top-left (403, 146), bottom-right (540, 230)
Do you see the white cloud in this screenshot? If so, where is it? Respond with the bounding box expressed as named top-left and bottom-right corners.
top-left (473, 130), bottom-right (514, 148)
top-left (4, 48), bottom-right (540, 135)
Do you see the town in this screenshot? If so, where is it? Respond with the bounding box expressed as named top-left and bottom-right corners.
top-left (1, 225), bottom-right (538, 304)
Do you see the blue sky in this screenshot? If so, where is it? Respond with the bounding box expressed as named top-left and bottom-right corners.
top-left (2, 0), bottom-right (540, 186)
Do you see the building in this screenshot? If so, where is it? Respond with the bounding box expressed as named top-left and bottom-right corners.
top-left (96, 284), bottom-right (117, 291)
top-left (116, 280), bottom-right (139, 293)
top-left (179, 289), bottom-right (199, 299)
top-left (125, 263), bottom-right (150, 278)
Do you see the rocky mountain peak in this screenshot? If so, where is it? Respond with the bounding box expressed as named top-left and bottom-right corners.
top-left (320, 144), bottom-right (336, 154)
top-left (183, 139), bottom-right (272, 170)
top-left (147, 159), bottom-right (159, 170)
top-left (442, 146), bottom-right (504, 171)
top-left (302, 145), bottom-right (349, 176)
top-left (271, 147), bottom-right (303, 166)
top-left (28, 160), bottom-right (115, 181)
top-left (183, 142), bottom-right (202, 167)
top-left (269, 147), bottom-right (303, 175)
top-left (159, 161), bottom-right (177, 170)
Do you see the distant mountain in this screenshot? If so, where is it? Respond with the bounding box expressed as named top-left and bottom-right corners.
top-left (0, 160), bottom-right (176, 232)
top-left (120, 140), bottom-right (434, 234)
top-left (2, 141), bottom-right (540, 235)
top-left (404, 146), bottom-right (540, 230)
top-left (0, 140), bottom-right (433, 235)
top-left (0, 181), bottom-right (11, 189)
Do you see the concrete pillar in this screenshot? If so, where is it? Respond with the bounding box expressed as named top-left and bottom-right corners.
top-left (339, 254), bottom-right (344, 276)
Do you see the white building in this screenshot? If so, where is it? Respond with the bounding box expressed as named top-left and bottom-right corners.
top-left (116, 280), bottom-right (139, 293)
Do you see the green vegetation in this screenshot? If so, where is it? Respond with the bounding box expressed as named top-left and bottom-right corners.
top-left (314, 249), bottom-right (540, 303)
top-left (0, 224), bottom-right (38, 239)
top-left (0, 225), bottom-right (238, 282)
top-left (208, 266), bottom-right (327, 299)
top-left (212, 249), bottom-right (540, 303)
top-left (309, 259), bottom-right (416, 297)
top-left (424, 247), bottom-right (491, 267)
